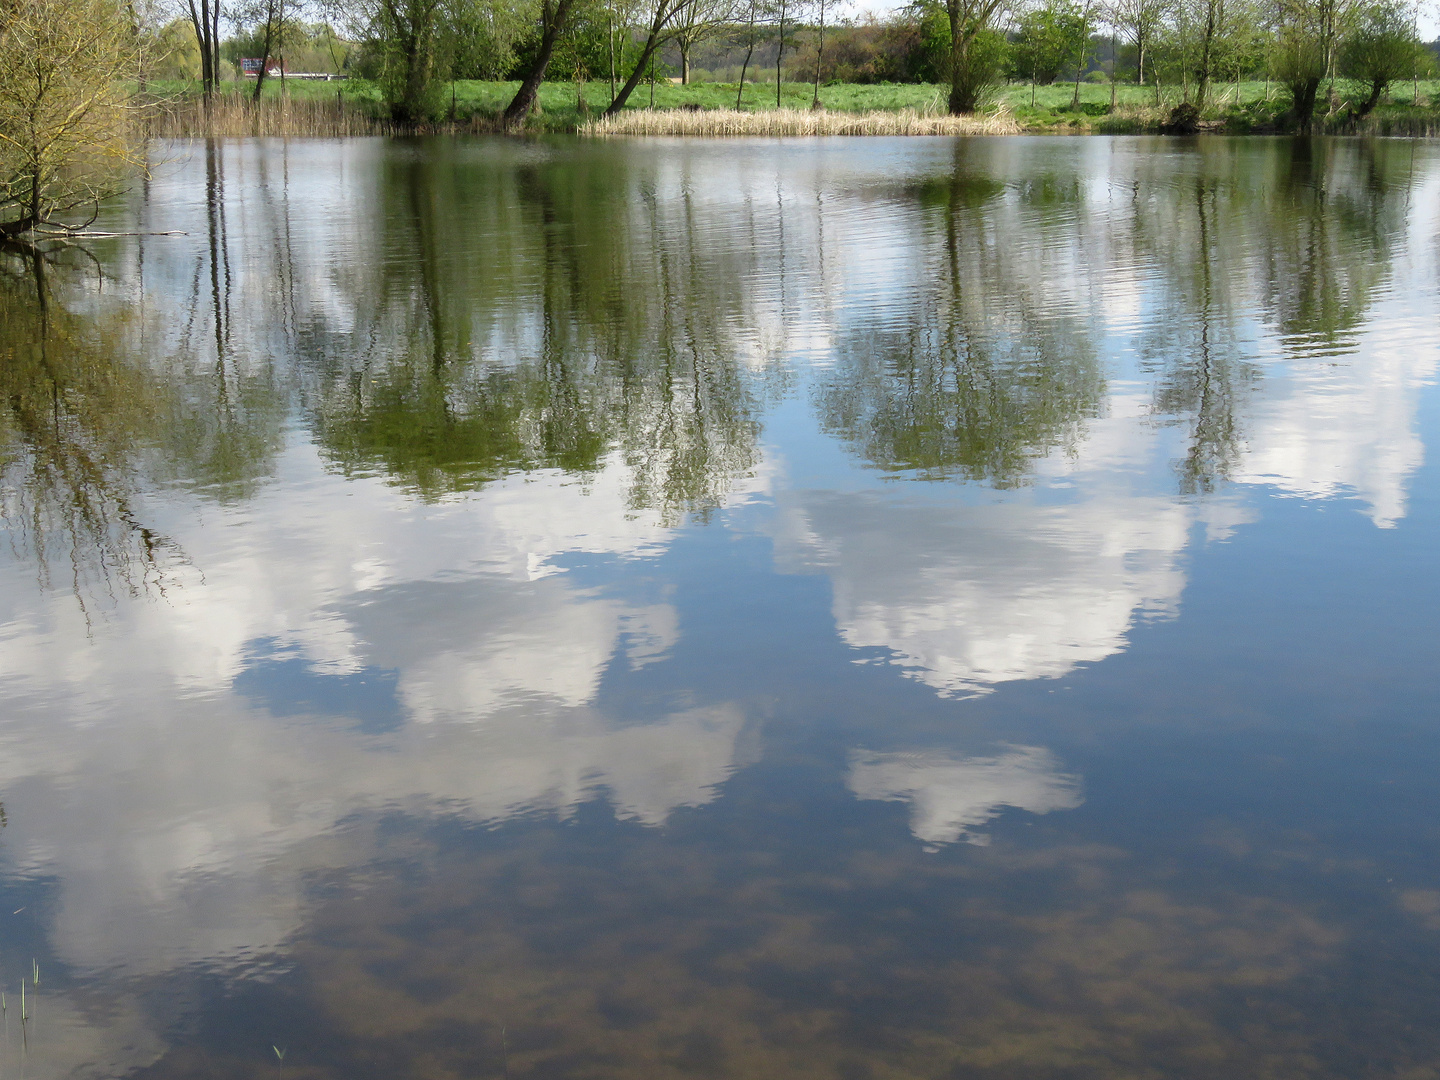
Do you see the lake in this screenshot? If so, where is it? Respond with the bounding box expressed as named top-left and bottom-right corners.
top-left (1, 134), bottom-right (1439, 1078)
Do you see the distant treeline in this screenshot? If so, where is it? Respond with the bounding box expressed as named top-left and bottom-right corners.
top-left (152, 0), bottom-right (1439, 128)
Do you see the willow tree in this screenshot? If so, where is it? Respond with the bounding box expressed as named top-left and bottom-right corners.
top-left (1340, 0), bottom-right (1423, 115)
top-left (947, 0), bottom-right (1010, 113)
top-left (0, 0), bottom-right (144, 239)
top-left (369, 0), bottom-right (447, 122)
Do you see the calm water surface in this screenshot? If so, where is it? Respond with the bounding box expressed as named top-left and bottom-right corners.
top-left (1, 134), bottom-right (1439, 1077)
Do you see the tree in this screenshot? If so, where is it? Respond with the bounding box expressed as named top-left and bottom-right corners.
top-left (446, 0), bottom-right (531, 80)
top-left (185, 0), bottom-right (223, 100)
top-left (811, 0), bottom-right (828, 105)
top-left (503, 0), bottom-right (580, 125)
top-left (733, 0), bottom-right (762, 106)
top-left (367, 0), bottom-right (448, 121)
top-left (671, 0), bottom-right (733, 83)
top-left (601, 0), bottom-right (699, 115)
top-left (1012, 0), bottom-right (1077, 102)
top-left (1063, 0), bottom-right (1094, 106)
top-left (946, 0), bottom-right (1010, 112)
top-left (0, 0), bottom-right (144, 239)
top-left (154, 17), bottom-right (203, 78)
top-left (1271, 0), bottom-right (1346, 125)
top-left (1216, 0), bottom-right (1268, 101)
top-left (235, 0), bottom-right (287, 102)
top-left (1108, 0), bottom-right (1162, 82)
top-left (776, 0), bottom-right (793, 106)
top-left (1340, 0), bottom-right (1422, 114)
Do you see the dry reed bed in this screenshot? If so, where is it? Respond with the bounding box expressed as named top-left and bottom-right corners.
top-left (143, 96), bottom-right (394, 138)
top-left (581, 107), bottom-right (1021, 137)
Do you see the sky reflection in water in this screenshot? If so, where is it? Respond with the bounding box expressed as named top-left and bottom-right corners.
top-left (0, 135), bottom-right (1438, 1078)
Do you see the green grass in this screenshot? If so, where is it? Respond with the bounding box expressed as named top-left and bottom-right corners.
top-left (144, 76), bottom-right (1440, 135)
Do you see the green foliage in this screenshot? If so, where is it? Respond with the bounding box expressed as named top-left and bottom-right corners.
top-left (154, 18), bottom-right (202, 79)
top-left (219, 22), bottom-right (354, 74)
top-left (950, 27), bottom-right (1009, 110)
top-left (1341, 1), bottom-right (1424, 112)
top-left (366, 0), bottom-right (448, 121)
top-left (446, 0), bottom-right (534, 78)
top-left (785, 15), bottom-right (937, 83)
top-left (906, 0), bottom-right (953, 81)
top-left (1270, 0), bottom-right (1342, 124)
top-left (1009, 2), bottom-right (1080, 84)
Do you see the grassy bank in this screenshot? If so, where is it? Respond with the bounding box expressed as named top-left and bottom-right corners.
top-left (142, 77), bottom-right (1440, 137)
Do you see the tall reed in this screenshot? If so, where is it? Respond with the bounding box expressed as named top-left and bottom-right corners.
top-left (582, 107), bottom-right (1021, 137)
top-left (143, 96), bottom-right (394, 138)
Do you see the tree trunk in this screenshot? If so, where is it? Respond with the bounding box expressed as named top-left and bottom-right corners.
top-left (1070, 4), bottom-right (1088, 109)
top-left (812, 0), bottom-right (825, 108)
top-left (1356, 78), bottom-right (1384, 117)
top-left (187, 0), bottom-right (214, 100)
top-left (503, 0), bottom-right (576, 126)
top-left (1109, 29), bottom-right (1116, 109)
top-left (681, 42), bottom-right (689, 84)
top-left (252, 55), bottom-right (268, 102)
top-left (736, 10), bottom-right (755, 109)
top-left (775, 0), bottom-right (787, 108)
top-left (1195, 0), bottom-right (1216, 109)
top-left (252, 0), bottom-right (275, 104)
top-left (211, 0), bottom-right (221, 96)
top-left (1289, 75), bottom-right (1320, 128)
top-left (946, 0), bottom-right (964, 113)
top-left (603, 8), bottom-right (670, 116)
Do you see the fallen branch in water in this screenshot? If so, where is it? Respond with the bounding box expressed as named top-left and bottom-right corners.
top-left (34, 230), bottom-right (189, 238)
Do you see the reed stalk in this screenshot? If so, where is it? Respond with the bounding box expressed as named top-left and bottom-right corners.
top-left (142, 96), bottom-right (396, 138)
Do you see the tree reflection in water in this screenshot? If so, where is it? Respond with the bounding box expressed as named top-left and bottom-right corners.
top-left (0, 136), bottom-right (1434, 1080)
top-left (311, 149), bottom-right (762, 523)
top-left (0, 248), bottom-right (182, 605)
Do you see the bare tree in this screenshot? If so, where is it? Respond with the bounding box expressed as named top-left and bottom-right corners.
top-left (1109, 0), bottom-right (1163, 82)
top-left (601, 0), bottom-right (700, 115)
top-left (185, 0), bottom-right (224, 100)
top-left (0, 0), bottom-right (146, 238)
top-left (239, 0), bottom-right (285, 101)
top-left (811, 0), bottom-right (827, 107)
top-left (734, 0), bottom-right (761, 106)
top-left (671, 0), bottom-right (735, 83)
top-left (1069, 0), bottom-right (1094, 108)
top-left (775, 0), bottom-right (790, 105)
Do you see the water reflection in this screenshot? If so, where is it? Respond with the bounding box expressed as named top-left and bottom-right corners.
top-left (312, 144), bottom-right (763, 523)
top-left (773, 488), bottom-right (1190, 695)
top-left (0, 253), bottom-right (192, 616)
top-left (0, 135), bottom-right (1437, 1078)
top-left (848, 745), bottom-right (1083, 846)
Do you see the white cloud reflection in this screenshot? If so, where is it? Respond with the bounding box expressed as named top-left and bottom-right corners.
top-left (0, 443), bottom-right (762, 991)
top-left (848, 745), bottom-right (1083, 847)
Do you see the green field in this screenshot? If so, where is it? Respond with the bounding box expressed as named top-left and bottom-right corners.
top-left (151, 76), bottom-right (1440, 134)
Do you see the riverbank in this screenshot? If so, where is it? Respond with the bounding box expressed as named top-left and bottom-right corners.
top-left (141, 77), bottom-right (1440, 138)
